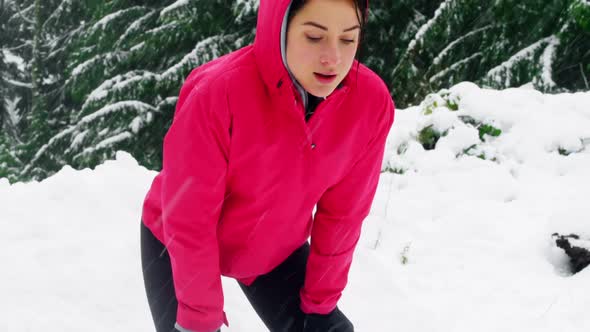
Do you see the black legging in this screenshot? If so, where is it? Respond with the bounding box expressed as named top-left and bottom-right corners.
top-left (141, 221), bottom-right (353, 332)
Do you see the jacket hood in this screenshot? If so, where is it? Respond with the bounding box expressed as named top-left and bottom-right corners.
top-left (254, 0), bottom-right (369, 109)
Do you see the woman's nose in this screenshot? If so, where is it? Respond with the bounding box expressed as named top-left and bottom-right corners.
top-left (320, 44), bottom-right (342, 66)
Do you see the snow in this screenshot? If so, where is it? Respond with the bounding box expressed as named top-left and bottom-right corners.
top-left (70, 51), bottom-right (130, 78)
top-left (160, 0), bottom-right (189, 18)
top-left (407, 0), bottom-right (453, 51)
top-left (115, 11), bottom-right (157, 48)
top-left (161, 35), bottom-right (228, 82)
top-left (433, 25), bottom-right (493, 66)
top-left (71, 56), bottom-right (98, 77)
top-left (4, 96), bottom-right (22, 127)
top-left (1, 83), bottom-right (589, 331)
top-left (537, 35), bottom-right (560, 89)
top-left (2, 77), bottom-right (32, 88)
top-left (392, 0), bottom-right (454, 76)
top-left (429, 52), bottom-right (483, 83)
top-left (234, 0), bottom-right (260, 22)
top-left (145, 22), bottom-right (178, 35)
top-left (2, 49), bottom-right (26, 71)
top-left (79, 71), bottom-right (156, 113)
top-left (76, 131), bottom-right (133, 160)
top-left (23, 101), bottom-right (156, 175)
top-left (88, 6), bottom-right (142, 35)
top-left (485, 36), bottom-right (553, 86)
top-left (44, 0), bottom-right (74, 28)
top-left (129, 41), bottom-right (145, 52)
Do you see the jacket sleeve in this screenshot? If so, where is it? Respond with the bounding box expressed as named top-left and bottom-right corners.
top-left (160, 76), bottom-right (231, 332)
top-left (299, 93), bottom-right (395, 315)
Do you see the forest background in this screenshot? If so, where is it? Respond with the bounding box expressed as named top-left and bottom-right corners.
top-left (1, 0), bottom-right (588, 183)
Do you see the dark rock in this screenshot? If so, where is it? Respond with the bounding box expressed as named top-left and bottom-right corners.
top-left (552, 233), bottom-right (590, 274)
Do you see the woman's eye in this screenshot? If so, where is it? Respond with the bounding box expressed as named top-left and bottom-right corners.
top-left (305, 36), bottom-right (355, 44)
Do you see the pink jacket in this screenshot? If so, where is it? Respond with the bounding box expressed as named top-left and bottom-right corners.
top-left (141, 0), bottom-right (394, 331)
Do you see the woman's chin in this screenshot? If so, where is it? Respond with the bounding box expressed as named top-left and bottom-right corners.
top-left (304, 82), bottom-right (336, 98)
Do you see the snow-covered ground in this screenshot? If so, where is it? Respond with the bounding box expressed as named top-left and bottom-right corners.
top-left (1, 82), bottom-right (589, 331)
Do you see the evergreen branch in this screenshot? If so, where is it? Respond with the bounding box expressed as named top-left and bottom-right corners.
top-left (73, 131), bottom-right (133, 161)
top-left (3, 77), bottom-right (32, 88)
top-left (535, 35), bottom-right (560, 90)
top-left (580, 63), bottom-right (589, 89)
top-left (234, 0), bottom-right (259, 23)
top-left (144, 21), bottom-right (179, 36)
top-left (392, 0), bottom-right (455, 76)
top-left (7, 147), bottom-right (23, 164)
top-left (485, 36), bottom-right (553, 84)
top-left (44, 22), bottom-right (88, 58)
top-left (429, 52), bottom-right (483, 83)
top-left (23, 100), bottom-right (156, 175)
top-left (4, 96), bottom-right (22, 127)
top-left (67, 50), bottom-right (130, 82)
top-left (87, 6), bottom-right (144, 36)
top-left (160, 34), bottom-right (237, 83)
top-left (432, 24), bottom-right (494, 66)
top-left (3, 41), bottom-right (33, 52)
top-left (41, 0), bottom-right (73, 31)
top-left (408, 0), bottom-right (454, 51)
top-left (160, 0), bottom-right (190, 18)
top-left (114, 10), bottom-right (157, 49)
top-left (13, 3), bottom-right (34, 25)
top-left (79, 70), bottom-right (157, 114)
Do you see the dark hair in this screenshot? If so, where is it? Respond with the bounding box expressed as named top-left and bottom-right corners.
top-left (287, 0), bottom-right (368, 62)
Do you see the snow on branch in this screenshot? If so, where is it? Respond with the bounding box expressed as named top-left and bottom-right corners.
top-left (4, 96), bottom-right (22, 128)
top-left (114, 10), bottom-right (157, 48)
top-left (429, 52), bottom-right (483, 83)
top-left (160, 0), bottom-right (190, 19)
top-left (160, 34), bottom-right (235, 85)
top-left (42, 0), bottom-right (74, 31)
top-left (87, 6), bottom-right (143, 36)
top-left (3, 77), bottom-right (32, 88)
top-left (145, 21), bottom-right (178, 35)
top-left (234, 0), bottom-right (260, 23)
top-left (80, 71), bottom-right (157, 113)
top-left (2, 48), bottom-right (25, 71)
top-left (10, 3), bottom-right (34, 25)
top-left (68, 50), bottom-right (130, 79)
top-left (433, 24), bottom-right (494, 66)
top-left (392, 0), bottom-right (455, 76)
top-left (74, 131), bottom-right (133, 161)
top-left (408, 0), bottom-right (454, 52)
top-left (534, 35), bottom-right (560, 90)
top-left (79, 100), bottom-right (155, 126)
top-left (24, 101), bottom-right (156, 174)
top-left (485, 36), bottom-right (553, 86)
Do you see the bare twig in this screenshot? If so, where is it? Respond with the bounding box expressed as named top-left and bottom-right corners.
top-left (15, 3), bottom-right (35, 25)
top-left (580, 63), bottom-right (589, 90)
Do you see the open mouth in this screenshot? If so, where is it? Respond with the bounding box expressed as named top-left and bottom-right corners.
top-left (314, 72), bottom-right (337, 83)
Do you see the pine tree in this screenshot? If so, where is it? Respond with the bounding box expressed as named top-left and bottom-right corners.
top-left (20, 0), bottom-right (248, 180)
top-left (1, 0), bottom-right (30, 182)
top-left (1, 0), bottom-right (589, 182)
top-left (367, 0), bottom-right (589, 107)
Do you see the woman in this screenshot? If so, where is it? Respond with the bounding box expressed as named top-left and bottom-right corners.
top-left (140, 0), bottom-right (395, 331)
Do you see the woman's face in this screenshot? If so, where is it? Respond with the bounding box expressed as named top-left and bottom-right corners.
top-left (286, 0), bottom-right (361, 98)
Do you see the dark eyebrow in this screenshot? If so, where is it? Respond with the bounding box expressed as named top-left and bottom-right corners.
top-left (302, 21), bottom-right (360, 32)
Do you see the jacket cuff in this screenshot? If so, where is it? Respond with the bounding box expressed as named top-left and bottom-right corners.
top-left (176, 305), bottom-right (229, 332)
top-left (174, 321), bottom-right (221, 332)
top-left (299, 292), bottom-right (337, 315)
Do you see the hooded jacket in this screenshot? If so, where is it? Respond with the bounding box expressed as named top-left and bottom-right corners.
top-left (141, 0), bottom-right (394, 331)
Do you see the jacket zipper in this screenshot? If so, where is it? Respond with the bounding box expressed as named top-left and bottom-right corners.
top-left (291, 86), bottom-right (348, 149)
